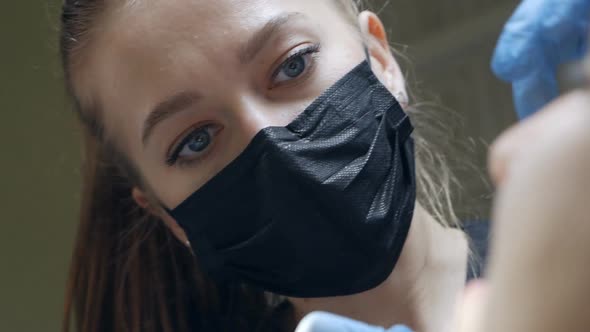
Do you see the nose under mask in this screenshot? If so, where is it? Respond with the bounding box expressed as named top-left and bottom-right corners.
top-left (166, 60), bottom-right (416, 298)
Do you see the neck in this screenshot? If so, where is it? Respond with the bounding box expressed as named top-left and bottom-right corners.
top-left (290, 205), bottom-right (469, 332)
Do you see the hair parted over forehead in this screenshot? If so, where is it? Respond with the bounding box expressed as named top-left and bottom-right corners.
top-left (60, 0), bottom-right (365, 141)
top-left (60, 0), bottom-right (362, 68)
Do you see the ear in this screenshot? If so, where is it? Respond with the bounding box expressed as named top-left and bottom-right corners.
top-left (358, 11), bottom-right (408, 105)
top-left (132, 187), bottom-right (191, 247)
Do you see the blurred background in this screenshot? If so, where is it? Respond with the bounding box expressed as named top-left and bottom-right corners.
top-left (0, 0), bottom-right (517, 330)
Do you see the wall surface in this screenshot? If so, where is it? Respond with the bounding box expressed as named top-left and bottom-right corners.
top-left (1, 2), bottom-right (81, 331)
top-left (0, 1), bottom-right (518, 331)
top-left (374, 0), bottom-right (518, 216)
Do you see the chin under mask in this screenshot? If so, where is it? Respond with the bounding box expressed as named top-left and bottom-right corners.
top-left (166, 60), bottom-right (416, 298)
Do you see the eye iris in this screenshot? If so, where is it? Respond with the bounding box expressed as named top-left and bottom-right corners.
top-left (284, 56), bottom-right (305, 78)
top-left (187, 130), bottom-right (210, 152)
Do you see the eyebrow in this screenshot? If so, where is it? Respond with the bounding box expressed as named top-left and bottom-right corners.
top-left (142, 12), bottom-right (304, 146)
top-left (238, 12), bottom-right (304, 64)
top-left (142, 91), bottom-right (200, 145)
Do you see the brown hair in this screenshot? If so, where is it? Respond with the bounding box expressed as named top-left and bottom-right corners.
top-left (60, 1), bottom-right (462, 331)
top-left (60, 1), bottom-right (294, 330)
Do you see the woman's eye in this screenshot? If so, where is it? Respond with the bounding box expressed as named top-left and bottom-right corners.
top-left (167, 124), bottom-right (221, 166)
top-left (272, 44), bottom-right (320, 86)
top-left (278, 56), bottom-right (306, 80)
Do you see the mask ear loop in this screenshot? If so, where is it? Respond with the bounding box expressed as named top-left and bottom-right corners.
top-left (185, 241), bottom-right (196, 256)
top-left (363, 43), bottom-right (372, 68)
top-left (154, 197), bottom-right (196, 254)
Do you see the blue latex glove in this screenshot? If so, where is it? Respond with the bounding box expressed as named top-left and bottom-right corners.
top-left (295, 312), bottom-right (413, 332)
top-left (491, 0), bottom-right (590, 118)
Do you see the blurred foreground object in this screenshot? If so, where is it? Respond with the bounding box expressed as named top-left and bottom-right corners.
top-left (491, 0), bottom-right (590, 118)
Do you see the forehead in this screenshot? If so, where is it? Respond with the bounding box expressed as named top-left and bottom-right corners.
top-left (113, 0), bottom-right (342, 36)
top-left (89, 0), bottom-right (350, 71)
top-left (101, 0), bottom-right (345, 66)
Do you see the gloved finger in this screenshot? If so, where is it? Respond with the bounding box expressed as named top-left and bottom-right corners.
top-left (512, 69), bottom-right (559, 118)
top-left (541, 1), bottom-right (590, 64)
top-left (492, 0), bottom-right (590, 82)
top-left (295, 312), bottom-right (413, 332)
top-left (491, 0), bottom-right (548, 81)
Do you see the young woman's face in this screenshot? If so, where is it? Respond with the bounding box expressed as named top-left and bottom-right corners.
top-left (75, 0), bottom-right (394, 214)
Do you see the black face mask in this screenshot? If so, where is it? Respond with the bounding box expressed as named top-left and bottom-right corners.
top-left (167, 60), bottom-right (416, 298)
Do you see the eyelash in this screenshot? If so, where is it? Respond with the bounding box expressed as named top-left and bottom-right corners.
top-left (166, 43), bottom-right (322, 167)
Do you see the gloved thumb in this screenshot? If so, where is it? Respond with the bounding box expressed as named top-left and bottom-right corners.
top-left (295, 312), bottom-right (413, 332)
top-left (512, 69), bottom-right (559, 119)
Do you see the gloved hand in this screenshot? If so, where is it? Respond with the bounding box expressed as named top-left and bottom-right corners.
top-left (294, 281), bottom-right (489, 332)
top-left (294, 312), bottom-right (413, 332)
top-left (491, 0), bottom-right (590, 118)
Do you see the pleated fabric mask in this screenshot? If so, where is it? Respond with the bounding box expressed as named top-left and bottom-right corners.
top-left (167, 60), bottom-right (416, 297)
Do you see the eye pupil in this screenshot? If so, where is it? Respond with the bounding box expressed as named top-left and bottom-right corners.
top-left (188, 130), bottom-right (210, 152)
top-left (284, 56), bottom-right (305, 78)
